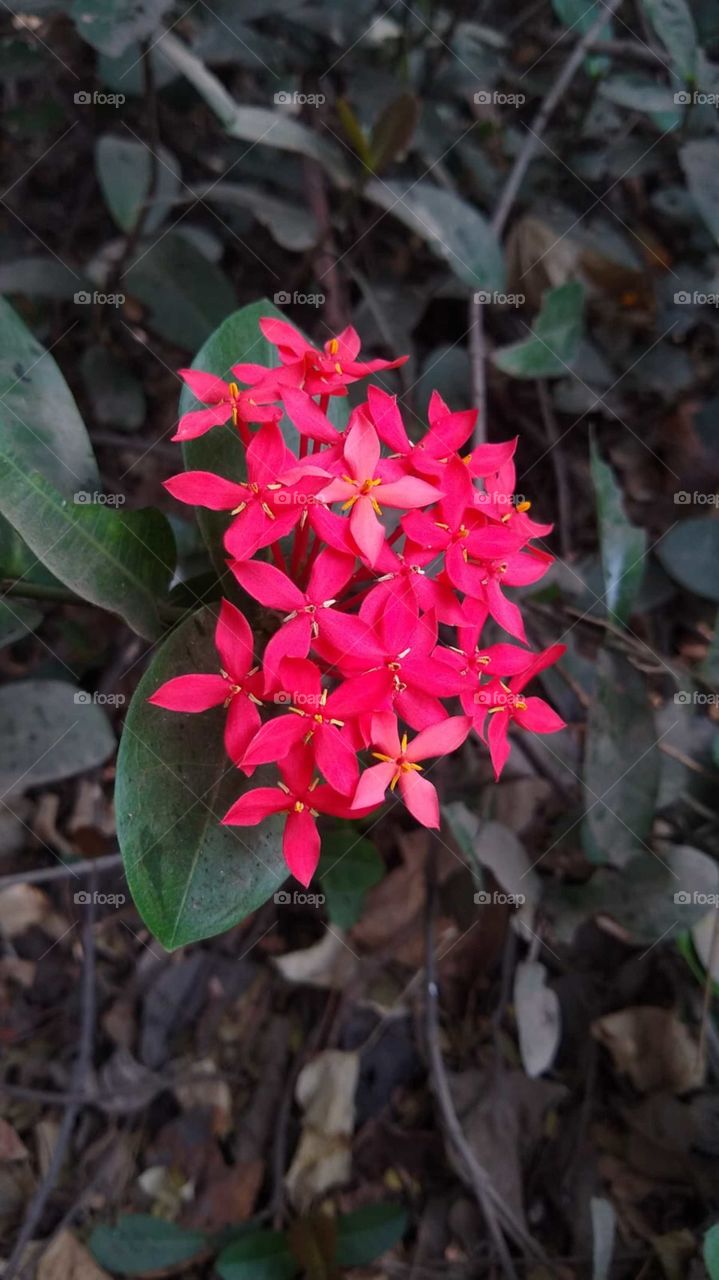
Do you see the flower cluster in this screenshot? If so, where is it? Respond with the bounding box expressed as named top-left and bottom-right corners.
top-left (150, 318), bottom-right (566, 885)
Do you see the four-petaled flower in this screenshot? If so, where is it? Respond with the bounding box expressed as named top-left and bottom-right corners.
top-left (351, 712), bottom-right (471, 827)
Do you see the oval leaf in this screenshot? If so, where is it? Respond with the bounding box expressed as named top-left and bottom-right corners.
top-left (493, 282), bottom-right (584, 378)
top-left (116, 605), bottom-right (287, 950)
top-left (96, 134), bottom-right (181, 235)
top-left (590, 437), bottom-right (647, 626)
top-left (0, 680), bottom-right (115, 792)
top-left (655, 517), bottom-right (719, 602)
top-left (216, 1229), bottom-right (296, 1280)
top-left (336, 1203), bottom-right (408, 1266)
top-left (89, 1215), bottom-right (206, 1276)
top-left (125, 232), bottom-right (237, 350)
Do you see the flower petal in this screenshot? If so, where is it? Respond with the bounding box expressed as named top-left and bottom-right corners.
top-left (222, 787), bottom-right (289, 825)
top-left (405, 715), bottom-right (471, 762)
top-left (148, 673), bottom-right (227, 712)
top-left (164, 471), bottom-right (247, 510)
top-left (283, 808), bottom-right (320, 886)
top-left (215, 599), bottom-right (254, 679)
top-left (230, 559), bottom-right (305, 612)
top-left (398, 770), bottom-right (439, 827)
top-left (351, 761), bottom-right (396, 810)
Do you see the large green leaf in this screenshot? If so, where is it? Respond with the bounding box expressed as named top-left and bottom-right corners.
top-left (95, 134), bottom-right (181, 235)
top-left (180, 299), bottom-right (348, 576)
top-left (493, 282), bottom-right (584, 378)
top-left (680, 139), bottom-right (719, 247)
top-left (365, 179), bottom-right (505, 292)
top-left (336, 1204), bottom-right (408, 1267)
top-left (655, 517), bottom-right (719, 602)
top-left (0, 454), bottom-right (175, 640)
top-left (70, 0), bottom-right (173, 57)
top-left (125, 233), bottom-right (237, 350)
top-left (581, 651), bottom-right (661, 867)
top-left (0, 680), bottom-right (115, 791)
top-left (89, 1216), bottom-right (207, 1276)
top-left (590, 438), bottom-right (647, 626)
top-left (641, 0), bottom-right (697, 82)
top-left (116, 606), bottom-right (287, 949)
top-left (0, 296), bottom-right (98, 496)
top-left (216, 1229), bottom-right (296, 1280)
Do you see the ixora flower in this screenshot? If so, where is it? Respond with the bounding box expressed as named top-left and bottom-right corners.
top-left (152, 315), bottom-right (567, 887)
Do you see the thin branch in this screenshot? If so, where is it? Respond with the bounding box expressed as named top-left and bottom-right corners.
top-left (0, 852), bottom-right (123, 892)
top-left (468, 0), bottom-right (624, 445)
top-left (536, 379), bottom-right (571, 559)
top-left (424, 830), bottom-right (549, 1274)
top-left (4, 874), bottom-right (98, 1280)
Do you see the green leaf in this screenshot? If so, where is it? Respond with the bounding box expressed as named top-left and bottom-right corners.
top-left (318, 830), bottom-right (384, 929)
top-left (96, 134), bottom-right (181, 235)
top-left (180, 299), bottom-right (348, 576)
top-left (589, 437), bottom-right (647, 626)
top-left (80, 345), bottom-right (146, 432)
top-left (89, 1215), bottom-right (207, 1276)
top-left (0, 257), bottom-right (85, 300)
top-left (336, 1203), bottom-right (408, 1267)
top-left (116, 605), bottom-right (287, 950)
top-left (364, 179), bottom-right (505, 292)
top-left (0, 598), bottom-right (41, 647)
top-left (680, 139), bottom-right (719, 247)
top-left (0, 456), bottom-right (175, 640)
top-left (189, 183), bottom-right (319, 252)
top-left (125, 232), bottom-right (236, 350)
top-left (369, 93), bottom-right (420, 174)
top-left (70, 0), bottom-right (173, 57)
top-left (157, 31), bottom-right (350, 187)
top-left (493, 282), bottom-right (584, 378)
top-left (598, 75), bottom-right (682, 116)
top-left (655, 517), bottom-right (719, 602)
top-left (704, 1224), bottom-right (719, 1280)
top-left (0, 296), bottom-right (98, 496)
top-left (216, 1229), bottom-right (296, 1280)
top-left (0, 680), bottom-right (115, 791)
top-left (581, 651), bottom-right (660, 867)
top-left (641, 0), bottom-right (697, 81)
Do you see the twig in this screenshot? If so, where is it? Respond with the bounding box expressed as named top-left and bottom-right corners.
top-left (424, 831), bottom-right (549, 1274)
top-left (0, 852), bottom-right (123, 892)
top-left (468, 0), bottom-right (623, 445)
top-left (536, 379), bottom-right (571, 559)
top-left (0, 579), bottom-right (86, 606)
top-left (105, 46), bottom-right (161, 294)
top-left (4, 873), bottom-right (98, 1280)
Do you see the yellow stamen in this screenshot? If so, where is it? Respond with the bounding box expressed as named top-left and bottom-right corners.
top-left (328, 338), bottom-right (339, 355)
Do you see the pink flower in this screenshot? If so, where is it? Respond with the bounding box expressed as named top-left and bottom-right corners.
top-left (173, 369), bottom-right (280, 442)
top-left (352, 712), bottom-right (471, 827)
top-left (473, 644), bottom-right (567, 779)
top-left (317, 417), bottom-right (442, 565)
top-left (222, 746), bottom-right (366, 886)
top-left (148, 601), bottom-right (263, 763)
top-left (258, 318), bottom-right (407, 396)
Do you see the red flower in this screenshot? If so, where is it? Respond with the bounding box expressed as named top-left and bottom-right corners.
top-left (148, 601), bottom-right (262, 763)
top-left (230, 546), bottom-right (355, 684)
top-left (258, 318), bottom-right (407, 396)
top-left (473, 644), bottom-right (567, 779)
top-left (240, 657), bottom-right (358, 795)
top-left (173, 369), bottom-right (280, 442)
top-left (352, 712), bottom-right (471, 827)
top-left (222, 746), bottom-right (364, 886)
top-left (317, 417), bottom-right (442, 565)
